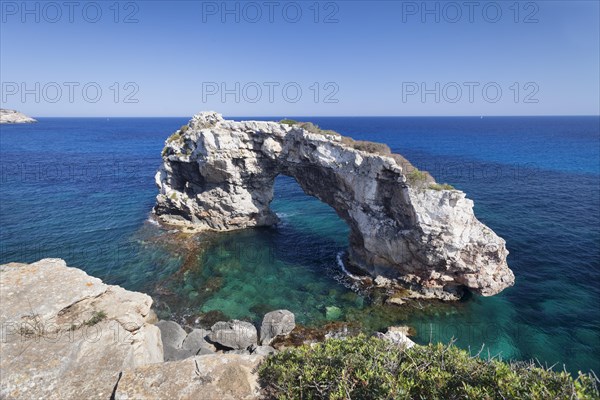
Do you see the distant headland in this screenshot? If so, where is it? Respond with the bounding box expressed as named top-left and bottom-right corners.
top-left (0, 109), bottom-right (37, 124)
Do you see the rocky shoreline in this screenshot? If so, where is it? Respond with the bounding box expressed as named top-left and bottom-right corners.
top-left (0, 109), bottom-right (37, 124)
top-left (0, 259), bottom-right (414, 399)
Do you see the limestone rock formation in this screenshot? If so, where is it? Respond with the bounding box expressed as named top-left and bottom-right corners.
top-left (0, 108), bottom-right (37, 124)
top-left (0, 258), bottom-right (163, 399)
top-left (154, 112), bottom-right (515, 300)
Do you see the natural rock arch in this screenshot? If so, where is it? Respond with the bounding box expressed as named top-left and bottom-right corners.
top-left (154, 112), bottom-right (514, 300)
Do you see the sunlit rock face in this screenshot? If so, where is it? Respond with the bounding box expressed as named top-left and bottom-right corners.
top-left (154, 112), bottom-right (515, 300)
top-left (0, 258), bottom-right (163, 399)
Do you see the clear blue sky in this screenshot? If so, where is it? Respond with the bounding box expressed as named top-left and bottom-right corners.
top-left (1, 0), bottom-right (598, 116)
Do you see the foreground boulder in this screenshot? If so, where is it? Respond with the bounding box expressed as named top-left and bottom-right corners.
top-left (154, 112), bottom-right (514, 300)
top-left (0, 259), bottom-right (163, 399)
top-left (209, 320), bottom-right (258, 350)
top-left (182, 327), bottom-right (215, 354)
top-left (260, 309), bottom-right (295, 345)
top-left (114, 354), bottom-right (263, 400)
top-left (157, 320), bottom-right (215, 361)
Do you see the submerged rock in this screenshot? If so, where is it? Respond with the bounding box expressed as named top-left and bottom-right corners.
top-left (195, 309), bottom-right (230, 329)
top-left (0, 108), bottom-right (36, 124)
top-left (260, 309), bottom-right (295, 345)
top-left (154, 112), bottom-right (515, 300)
top-left (325, 306), bottom-right (343, 321)
top-left (270, 322), bottom-right (361, 350)
top-left (209, 320), bottom-right (258, 350)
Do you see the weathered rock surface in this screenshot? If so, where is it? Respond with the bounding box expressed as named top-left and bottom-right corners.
top-left (157, 321), bottom-right (215, 361)
top-left (0, 259), bottom-right (163, 399)
top-left (114, 354), bottom-right (263, 400)
top-left (154, 112), bottom-right (515, 300)
top-left (182, 328), bottom-right (215, 353)
top-left (156, 320), bottom-right (190, 361)
top-left (0, 108), bottom-right (36, 124)
top-left (260, 309), bottom-right (295, 344)
top-left (157, 320), bottom-right (187, 348)
top-left (251, 345), bottom-right (277, 356)
top-left (209, 320), bottom-right (258, 350)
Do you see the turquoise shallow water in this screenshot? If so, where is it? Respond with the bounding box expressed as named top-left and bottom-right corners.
top-left (1, 116), bottom-right (598, 374)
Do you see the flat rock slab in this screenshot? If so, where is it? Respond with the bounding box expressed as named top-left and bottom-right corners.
top-left (0, 259), bottom-right (107, 325)
top-left (114, 354), bottom-right (263, 400)
top-left (0, 259), bottom-right (163, 399)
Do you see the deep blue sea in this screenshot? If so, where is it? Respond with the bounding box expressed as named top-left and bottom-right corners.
top-left (1, 116), bottom-right (598, 374)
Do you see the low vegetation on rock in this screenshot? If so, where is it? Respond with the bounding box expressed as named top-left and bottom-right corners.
top-left (406, 167), bottom-right (431, 185)
top-left (166, 132), bottom-right (181, 144)
top-left (342, 137), bottom-right (391, 155)
top-left (429, 183), bottom-right (456, 191)
top-left (84, 310), bottom-right (107, 327)
top-left (162, 125), bottom-right (191, 156)
top-left (259, 335), bottom-right (599, 400)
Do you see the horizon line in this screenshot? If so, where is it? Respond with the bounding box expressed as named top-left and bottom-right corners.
top-left (16, 114), bottom-right (600, 119)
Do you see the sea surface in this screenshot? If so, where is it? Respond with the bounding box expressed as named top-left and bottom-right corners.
top-left (1, 116), bottom-right (598, 374)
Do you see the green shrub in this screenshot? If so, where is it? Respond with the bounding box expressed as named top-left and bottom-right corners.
top-left (166, 125), bottom-right (189, 145)
top-left (406, 168), bottom-right (430, 185)
top-left (297, 122), bottom-right (341, 137)
top-left (429, 183), bottom-right (455, 191)
top-left (351, 140), bottom-right (391, 155)
top-left (339, 136), bottom-right (391, 155)
top-left (298, 122), bottom-right (321, 133)
top-left (166, 132), bottom-right (181, 143)
top-left (259, 336), bottom-right (599, 400)
top-left (280, 119), bottom-right (298, 125)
